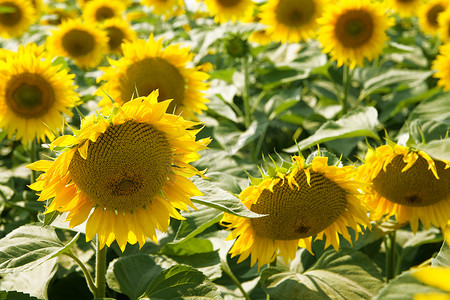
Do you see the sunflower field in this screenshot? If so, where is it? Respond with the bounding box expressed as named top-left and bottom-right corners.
top-left (0, 0), bottom-right (450, 299)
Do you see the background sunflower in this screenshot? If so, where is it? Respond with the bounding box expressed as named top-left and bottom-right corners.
top-left (0, 0), bottom-right (35, 38)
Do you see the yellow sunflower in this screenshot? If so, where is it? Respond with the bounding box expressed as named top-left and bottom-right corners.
top-left (438, 7), bottom-right (450, 42)
top-left (96, 35), bottom-right (209, 119)
top-left (384, 0), bottom-right (422, 18)
top-left (432, 43), bottom-right (450, 91)
top-left (249, 29), bottom-right (273, 45)
top-left (358, 144), bottom-right (450, 233)
top-left (317, 0), bottom-right (393, 69)
top-left (418, 0), bottom-right (448, 36)
top-left (0, 0), bottom-right (35, 38)
top-left (27, 90), bottom-right (210, 251)
top-left (30, 0), bottom-right (44, 20)
top-left (221, 155), bottom-right (371, 269)
top-left (413, 267), bottom-right (450, 300)
top-left (203, 0), bottom-right (255, 24)
top-left (141, 0), bottom-right (180, 16)
top-left (258, 0), bottom-right (323, 43)
top-left (83, 0), bottom-right (126, 23)
top-left (46, 18), bottom-right (109, 69)
top-left (0, 43), bottom-right (79, 144)
top-left (101, 18), bottom-right (137, 54)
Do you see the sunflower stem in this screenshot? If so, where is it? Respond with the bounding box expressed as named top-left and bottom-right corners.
top-left (220, 260), bottom-right (251, 300)
top-left (385, 230), bottom-right (397, 282)
top-left (95, 239), bottom-right (107, 298)
top-left (242, 55), bottom-right (251, 129)
top-left (64, 251), bottom-right (98, 297)
top-left (341, 65), bottom-right (351, 116)
top-left (29, 139), bottom-right (39, 183)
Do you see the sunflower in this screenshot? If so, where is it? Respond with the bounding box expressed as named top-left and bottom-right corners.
top-left (258, 0), bottom-right (323, 43)
top-left (412, 267), bottom-right (450, 300)
top-left (101, 18), bottom-right (137, 54)
top-left (27, 90), bottom-right (210, 251)
top-left (384, 0), bottom-right (422, 18)
top-left (83, 0), bottom-right (126, 23)
top-left (46, 18), bottom-right (109, 69)
top-left (0, 0), bottom-right (35, 38)
top-left (203, 0), bottom-right (255, 24)
top-left (418, 0), bottom-right (448, 36)
top-left (317, 0), bottom-right (393, 69)
top-left (221, 155), bottom-right (371, 269)
top-left (96, 35), bottom-right (209, 118)
top-left (432, 43), bottom-right (450, 91)
top-left (30, 0), bottom-right (44, 20)
top-left (141, 0), bottom-right (180, 16)
top-left (249, 29), bottom-right (273, 45)
top-left (0, 43), bottom-right (79, 144)
top-left (438, 8), bottom-right (450, 42)
top-left (358, 143), bottom-right (450, 233)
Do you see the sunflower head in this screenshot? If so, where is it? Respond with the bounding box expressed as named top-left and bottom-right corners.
top-left (0, 43), bottom-right (79, 144)
top-left (317, 0), bottom-right (393, 68)
top-left (83, 0), bottom-right (126, 23)
top-left (204, 0), bottom-right (255, 24)
top-left (432, 43), bottom-right (450, 91)
top-left (27, 90), bottom-right (210, 251)
top-left (384, 0), bottom-right (422, 18)
top-left (223, 32), bottom-right (250, 58)
top-left (222, 153), bottom-right (370, 269)
top-left (96, 35), bottom-right (209, 119)
top-left (101, 18), bottom-right (136, 54)
top-left (141, 0), bottom-right (180, 16)
top-left (438, 7), bottom-right (450, 42)
top-left (258, 0), bottom-right (324, 43)
top-left (46, 18), bottom-right (109, 69)
top-left (358, 143), bottom-right (450, 233)
top-left (418, 0), bottom-right (448, 36)
top-left (0, 0), bottom-right (35, 38)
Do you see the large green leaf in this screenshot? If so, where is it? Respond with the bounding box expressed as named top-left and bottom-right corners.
top-left (191, 177), bottom-right (264, 218)
top-left (432, 242), bottom-right (450, 267)
top-left (415, 139), bottom-right (450, 162)
top-left (285, 107), bottom-right (380, 152)
top-left (0, 224), bottom-right (80, 273)
top-left (0, 291), bottom-right (40, 300)
top-left (261, 249), bottom-right (384, 300)
top-left (140, 265), bottom-right (222, 299)
top-left (405, 92), bottom-right (450, 124)
top-left (359, 69), bottom-right (433, 100)
top-left (106, 255), bottom-right (163, 300)
top-left (374, 271), bottom-right (444, 300)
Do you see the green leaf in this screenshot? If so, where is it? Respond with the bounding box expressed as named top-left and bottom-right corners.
top-left (191, 177), bottom-right (264, 218)
top-left (415, 139), bottom-right (450, 162)
top-left (0, 224), bottom-right (79, 273)
top-left (0, 291), bottom-right (40, 300)
top-left (374, 271), bottom-right (443, 300)
top-left (106, 255), bottom-right (163, 300)
top-left (174, 205), bottom-right (223, 243)
top-left (432, 242), bottom-right (450, 267)
top-left (230, 119), bottom-right (269, 155)
top-left (405, 92), bottom-right (450, 124)
top-left (285, 107), bottom-right (380, 152)
top-left (359, 69), bottom-right (433, 100)
top-left (140, 265), bottom-right (222, 299)
top-left (261, 249), bottom-right (384, 300)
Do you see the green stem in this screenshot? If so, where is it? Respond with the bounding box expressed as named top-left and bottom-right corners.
top-left (242, 55), bottom-right (251, 129)
top-left (29, 139), bottom-right (39, 183)
top-left (341, 65), bottom-right (351, 116)
top-left (385, 231), bottom-right (397, 282)
top-left (64, 252), bottom-right (97, 297)
top-left (221, 260), bottom-right (251, 300)
top-left (95, 239), bottom-right (107, 298)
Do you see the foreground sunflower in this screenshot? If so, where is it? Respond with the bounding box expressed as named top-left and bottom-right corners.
top-left (27, 90), bottom-right (210, 251)
top-left (0, 0), bottom-right (35, 38)
top-left (317, 0), bottom-right (392, 69)
top-left (204, 0), bottom-right (255, 24)
top-left (384, 0), bottom-right (422, 18)
top-left (221, 155), bottom-right (371, 269)
top-left (46, 18), bottom-right (108, 69)
top-left (432, 43), bottom-right (450, 91)
top-left (101, 18), bottom-right (136, 54)
top-left (96, 35), bottom-right (209, 118)
top-left (83, 0), bottom-right (126, 23)
top-left (412, 267), bottom-right (450, 300)
top-left (258, 0), bottom-right (323, 43)
top-left (0, 43), bottom-right (78, 144)
top-left (358, 143), bottom-right (450, 233)
top-left (418, 0), bottom-right (448, 36)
